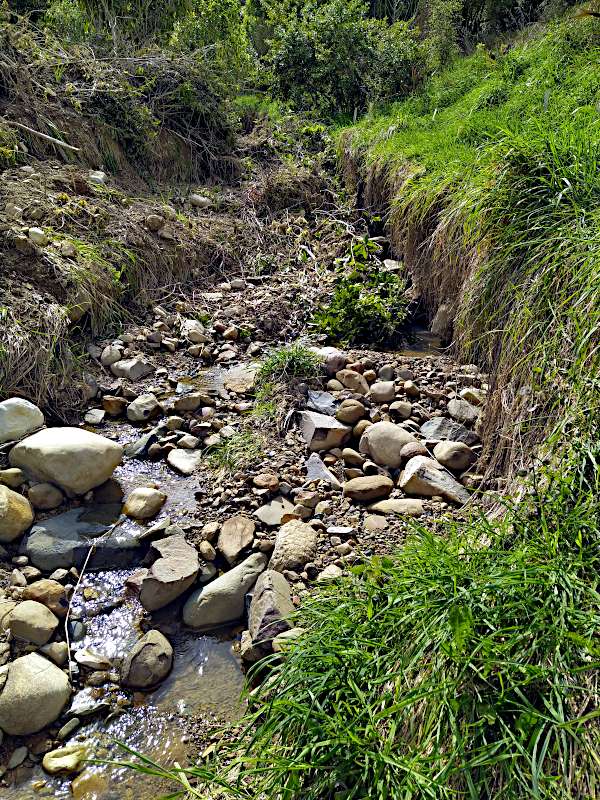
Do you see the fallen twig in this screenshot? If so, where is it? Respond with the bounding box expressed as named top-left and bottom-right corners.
top-left (2, 118), bottom-right (81, 152)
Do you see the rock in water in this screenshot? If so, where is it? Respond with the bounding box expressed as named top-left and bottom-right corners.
top-left (42, 744), bottom-right (88, 775)
top-left (9, 428), bottom-right (123, 496)
top-left (298, 411), bottom-right (351, 452)
top-left (399, 456), bottom-right (470, 504)
top-left (359, 422), bottom-right (417, 469)
top-left (343, 476), bottom-right (394, 502)
top-left (139, 535), bottom-right (199, 612)
top-left (0, 485), bottom-right (34, 542)
top-left (183, 552), bottom-right (267, 629)
top-left (248, 570), bottom-right (294, 654)
top-left (121, 630), bottom-right (173, 689)
top-left (0, 398), bottom-right (44, 443)
top-left (22, 506), bottom-right (141, 571)
top-left (270, 520), bottom-right (317, 572)
top-left (123, 487), bottom-right (166, 520)
top-left (0, 653), bottom-right (70, 735)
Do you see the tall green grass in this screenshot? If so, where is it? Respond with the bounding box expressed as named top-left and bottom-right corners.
top-left (120, 432), bottom-right (600, 799)
top-left (342, 14), bottom-right (600, 473)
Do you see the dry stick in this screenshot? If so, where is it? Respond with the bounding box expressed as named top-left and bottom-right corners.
top-left (2, 119), bottom-right (81, 152)
top-left (64, 515), bottom-right (126, 680)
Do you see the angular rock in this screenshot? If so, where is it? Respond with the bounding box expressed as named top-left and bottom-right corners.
top-left (121, 630), bottom-right (173, 689)
top-left (123, 487), bottom-right (166, 520)
top-left (270, 519), bottom-right (317, 572)
top-left (84, 408), bottom-right (105, 426)
top-left (10, 428), bottom-right (123, 496)
top-left (0, 653), bottom-right (70, 735)
top-left (223, 364), bottom-right (258, 394)
top-left (447, 398), bottom-right (480, 425)
top-left (420, 418), bottom-right (479, 446)
top-left (368, 498), bottom-right (425, 516)
top-left (254, 497), bottom-right (295, 527)
top-left (305, 453), bottom-right (342, 489)
top-left (400, 456), bottom-right (470, 504)
top-left (460, 387), bottom-right (486, 406)
top-left (110, 358), bottom-right (154, 381)
top-left (298, 411), bottom-right (350, 452)
top-left (9, 600), bottom-right (59, 645)
top-left (218, 516), bottom-right (255, 565)
top-left (300, 392), bottom-right (334, 420)
top-left (181, 318), bottom-right (209, 344)
top-left (0, 485), bottom-right (34, 542)
top-left (359, 421), bottom-right (417, 469)
top-left (139, 535), bottom-right (200, 612)
top-left (183, 552), bottom-right (267, 629)
top-left (343, 476), bottom-right (394, 502)
top-left (167, 449), bottom-right (203, 475)
top-left (126, 394), bottom-right (161, 423)
top-left (22, 506), bottom-right (142, 571)
top-left (335, 369), bottom-right (369, 394)
top-left (125, 431), bottom-right (158, 459)
top-left (248, 570), bottom-right (294, 653)
top-left (0, 398), bottom-right (44, 443)
top-left (433, 441), bottom-right (477, 472)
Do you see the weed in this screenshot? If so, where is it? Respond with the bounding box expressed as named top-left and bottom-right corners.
top-left (314, 236), bottom-right (410, 346)
top-left (206, 429), bottom-right (265, 474)
top-left (255, 341), bottom-right (322, 389)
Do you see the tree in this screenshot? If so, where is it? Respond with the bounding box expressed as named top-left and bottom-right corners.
top-left (76, 0), bottom-right (190, 50)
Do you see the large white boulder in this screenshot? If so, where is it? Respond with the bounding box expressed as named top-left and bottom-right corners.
top-left (0, 653), bottom-right (70, 735)
top-left (0, 398), bottom-right (44, 443)
top-left (183, 552), bottom-right (267, 629)
top-left (9, 427), bottom-right (123, 496)
top-left (359, 421), bottom-right (417, 469)
top-left (0, 485), bottom-right (34, 542)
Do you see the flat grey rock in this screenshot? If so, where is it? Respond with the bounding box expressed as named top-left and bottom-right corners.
top-left (307, 390), bottom-right (337, 416)
top-left (420, 418), bottom-right (479, 446)
top-left (21, 506), bottom-right (142, 571)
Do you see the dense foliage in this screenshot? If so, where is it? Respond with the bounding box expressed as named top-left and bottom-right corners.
top-left (314, 237), bottom-right (410, 345)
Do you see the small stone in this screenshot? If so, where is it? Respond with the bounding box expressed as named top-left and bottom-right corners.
top-left (0, 485), bottom-right (34, 542)
top-left (9, 599), bottom-right (59, 645)
top-left (123, 487), bottom-right (166, 520)
top-left (190, 194), bottom-right (212, 208)
top-left (368, 498), bottom-right (425, 516)
top-left (102, 396), bottom-right (127, 417)
top-left (83, 409), bottom-right (105, 426)
top-left (28, 227), bottom-right (48, 246)
top-left (447, 398), bottom-right (480, 425)
top-left (404, 380), bottom-right (420, 398)
top-left (400, 456), bottom-right (470, 504)
top-left (127, 394), bottom-right (161, 423)
top-left (42, 744), bottom-right (87, 775)
top-left (110, 358), bottom-right (154, 381)
top-left (335, 399), bottom-right (366, 425)
top-left (298, 411), bottom-right (350, 452)
top-left (364, 514), bottom-right (388, 532)
top-left (254, 497), bottom-right (295, 527)
top-left (369, 382), bottom-right (395, 403)
top-left (335, 369), bottom-right (369, 395)
top-left (253, 472), bottom-right (279, 492)
top-left (167, 449), bottom-right (203, 475)
top-left (0, 398), bottom-right (44, 443)
top-left (23, 579), bottom-right (68, 617)
top-left (28, 483), bottom-right (63, 511)
top-left (343, 476), bottom-right (393, 502)
top-left (0, 468), bottom-right (26, 488)
top-left (433, 441), bottom-right (477, 472)
top-left (270, 520), bottom-right (318, 573)
top-left (121, 630), bottom-right (173, 689)
top-left (7, 745), bottom-right (29, 769)
top-left (389, 400), bottom-right (412, 420)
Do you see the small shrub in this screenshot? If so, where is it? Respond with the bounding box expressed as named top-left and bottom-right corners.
top-left (314, 238), bottom-right (409, 346)
top-left (0, 126), bottom-right (18, 169)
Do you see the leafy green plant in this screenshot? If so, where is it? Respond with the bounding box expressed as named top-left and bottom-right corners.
top-left (314, 237), bottom-right (409, 346)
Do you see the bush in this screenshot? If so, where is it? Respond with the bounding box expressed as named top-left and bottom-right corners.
top-left (269, 0), bottom-right (422, 115)
top-left (314, 237), bottom-right (410, 346)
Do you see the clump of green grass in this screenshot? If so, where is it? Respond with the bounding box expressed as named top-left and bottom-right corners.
top-left (205, 429), bottom-right (265, 474)
top-left (255, 341), bottom-right (322, 388)
top-left (122, 435), bottom-right (600, 799)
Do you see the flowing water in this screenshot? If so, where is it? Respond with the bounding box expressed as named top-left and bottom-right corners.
top-left (4, 408), bottom-right (245, 800)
